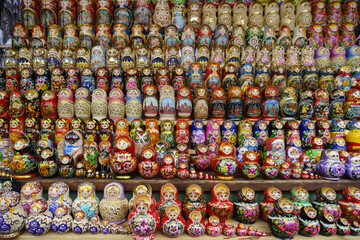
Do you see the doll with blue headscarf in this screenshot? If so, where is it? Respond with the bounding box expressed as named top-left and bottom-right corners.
top-left (214, 24), bottom-right (229, 48)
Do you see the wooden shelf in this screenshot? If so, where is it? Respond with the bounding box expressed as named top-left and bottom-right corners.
top-left (17, 176), bottom-right (360, 192)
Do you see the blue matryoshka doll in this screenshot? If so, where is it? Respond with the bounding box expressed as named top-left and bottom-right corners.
top-left (346, 120), bottom-right (360, 130)
top-left (81, 67), bottom-right (96, 93)
top-left (262, 25), bottom-right (277, 51)
top-left (330, 136), bottom-right (347, 151)
top-left (114, 0), bottom-right (133, 30)
top-left (253, 120), bottom-right (269, 150)
top-left (187, 62), bottom-right (204, 93)
top-left (125, 87), bottom-right (142, 121)
top-left (221, 120), bottom-right (237, 145)
top-left (243, 137), bottom-right (258, 151)
top-left (300, 120), bottom-right (316, 147)
top-left (110, 67), bottom-right (124, 90)
top-left (190, 120), bottom-right (206, 148)
top-left (213, 24), bottom-right (229, 48)
top-left (35, 67), bottom-right (51, 94)
top-left (330, 119), bottom-right (347, 138)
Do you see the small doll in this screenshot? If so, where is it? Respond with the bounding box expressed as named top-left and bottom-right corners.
top-left (32, 48), bottom-right (47, 71)
top-left (159, 154), bottom-right (177, 179)
top-left (105, 48), bottom-right (120, 71)
top-left (99, 118), bottom-right (115, 143)
top-left (138, 146), bottom-right (159, 179)
top-left (188, 63), bottom-right (204, 93)
top-left (244, 86), bottom-right (261, 121)
top-left (262, 25), bottom-right (277, 51)
top-left (62, 49), bottom-right (76, 71)
top-left (72, 210), bottom-right (89, 234)
top-left (24, 89), bottom-right (40, 119)
top-left (5, 68), bottom-right (20, 94)
top-left (180, 46), bottom-right (195, 71)
top-left (95, 67), bottom-right (110, 93)
top-left (160, 120), bottom-right (175, 148)
top-left (145, 119), bottom-right (159, 147)
top-left (26, 199), bottom-right (53, 235)
top-left (234, 186), bottom-right (259, 224)
top-left (151, 47), bottom-right (165, 70)
top-left (313, 89), bottom-right (330, 120)
top-left (207, 184), bottom-right (234, 222)
top-left (206, 215), bottom-right (222, 236)
top-left (186, 211), bottom-right (206, 237)
top-left (156, 67), bottom-right (171, 90)
top-left (221, 120), bottom-right (237, 145)
top-left (340, 23), bottom-right (356, 48)
top-left (175, 119), bottom-right (190, 145)
top-left (156, 183), bottom-right (182, 218)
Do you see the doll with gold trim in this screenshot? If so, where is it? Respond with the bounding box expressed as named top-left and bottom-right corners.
top-left (106, 47), bottom-right (120, 70)
top-left (79, 23), bottom-right (95, 49)
top-left (4, 48), bottom-right (18, 70)
top-left (130, 24), bottom-right (146, 50)
top-left (121, 46), bottom-right (135, 72)
top-left (151, 47), bottom-right (165, 70)
top-left (187, 2), bottom-right (201, 29)
top-left (218, 3), bottom-right (232, 29)
top-left (202, 3), bottom-right (217, 31)
top-left (47, 24), bottom-right (63, 49)
top-left (18, 47), bottom-right (32, 71)
top-left (32, 48), bottom-right (47, 71)
top-left (112, 23), bottom-right (129, 50)
top-left (233, 2), bottom-right (248, 29)
top-left (62, 48), bottom-right (76, 70)
top-left (76, 47), bottom-right (91, 71)
top-left (95, 24), bottom-right (112, 50)
top-left (47, 47), bottom-right (62, 71)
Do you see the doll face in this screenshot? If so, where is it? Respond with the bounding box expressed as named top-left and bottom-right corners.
top-left (49, 187), bottom-right (60, 198)
top-left (243, 123), bottom-right (251, 130)
top-left (252, 88), bottom-right (259, 96)
top-left (116, 139), bottom-right (128, 150)
top-left (338, 120), bottom-right (346, 128)
top-left (107, 188), bottom-right (119, 198)
top-left (81, 187), bottom-right (91, 198)
top-left (164, 122), bottom-right (172, 130)
top-left (215, 90), bottom-right (223, 97)
top-left (282, 202), bottom-right (294, 214)
top-left (86, 121), bottom-right (95, 129)
top-left (164, 156), bottom-right (173, 164)
top-left (222, 145), bottom-right (232, 155)
top-left (314, 138), bottom-right (323, 146)
top-left (14, 140), bottom-right (24, 151)
top-left (179, 122), bottom-right (186, 129)
top-left (326, 189), bottom-right (336, 201)
top-left (72, 120), bottom-right (81, 129)
top-left (195, 122), bottom-right (203, 129)
top-left (248, 152), bottom-right (256, 160)
top-left (189, 192), bottom-right (199, 201)
top-left (297, 190), bottom-right (308, 200)
top-left (218, 191), bottom-right (229, 201)
top-left (137, 202), bottom-right (149, 212)
top-left (30, 206), bottom-right (41, 215)
top-left (10, 120), bottom-right (19, 129)
top-left (273, 141), bottom-right (284, 150)
top-left (41, 150), bottom-right (50, 159)
top-left (22, 185), bottom-right (33, 195)
top-left (336, 138), bottom-right (346, 146)
top-left (164, 190), bottom-right (174, 200)
top-left (55, 209), bottom-right (65, 217)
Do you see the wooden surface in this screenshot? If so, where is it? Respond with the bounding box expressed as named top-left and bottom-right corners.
top-left (18, 176), bottom-right (360, 192)
top-left (16, 219), bottom-right (359, 240)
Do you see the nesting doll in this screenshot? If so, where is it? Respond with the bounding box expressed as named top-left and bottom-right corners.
top-left (126, 88), bottom-right (142, 121)
top-left (0, 191), bottom-right (25, 238)
top-left (71, 210), bottom-right (89, 234)
top-left (190, 120), bottom-right (205, 148)
top-left (9, 91), bottom-right (25, 119)
top-left (182, 184), bottom-right (207, 220)
top-left (72, 182), bottom-right (100, 219)
top-left (202, 3), bottom-right (217, 31)
top-left (74, 87), bottom-right (91, 121)
top-left (207, 184), bottom-right (233, 223)
top-left (176, 87), bottom-right (192, 119)
top-left (47, 182), bottom-right (72, 215)
top-left (26, 199), bottom-right (53, 235)
top-left (159, 86), bottom-right (176, 121)
top-left (244, 86), bottom-right (261, 121)
top-left (156, 183), bottom-right (182, 219)
top-left (40, 90), bottom-right (57, 119)
top-left (9, 118), bottom-right (25, 143)
top-left (12, 23), bottom-right (29, 49)
top-left (260, 187), bottom-right (283, 222)
top-left (234, 187), bottom-right (259, 224)
top-left (24, 89), bottom-right (40, 119)
top-left (20, 181), bottom-right (44, 214)
top-left (160, 120), bottom-right (175, 148)
top-left (209, 87), bottom-right (226, 120)
top-left (313, 187), bottom-right (341, 221)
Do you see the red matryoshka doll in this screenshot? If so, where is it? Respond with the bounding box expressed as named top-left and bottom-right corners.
top-left (108, 88), bottom-right (125, 122)
top-left (197, 24), bottom-right (212, 48)
top-left (343, 0), bottom-right (358, 24)
top-left (55, 118), bottom-right (70, 147)
top-left (138, 146), bottom-right (159, 179)
top-left (9, 91), bottom-right (25, 120)
top-left (96, 67), bottom-right (110, 93)
top-left (340, 23), bottom-right (356, 48)
top-left (95, 0), bottom-right (113, 26)
top-left (0, 90), bottom-right (9, 118)
top-left (324, 23), bottom-right (340, 49)
top-left (172, 66), bottom-right (186, 93)
top-left (110, 136), bottom-right (137, 179)
top-left (31, 24), bottom-right (46, 48)
top-left (244, 86), bottom-right (261, 121)
top-left (238, 150), bottom-right (261, 179)
top-left (156, 183), bottom-right (182, 218)
top-left (186, 211), bottom-right (206, 237)
top-left (207, 183), bottom-right (234, 223)
top-left (210, 87), bottom-right (226, 120)
top-left (339, 187), bottom-right (360, 222)
top-left (84, 119), bottom-right (99, 143)
top-left (307, 24), bottom-right (324, 49)
top-left (260, 187), bottom-right (283, 222)
top-left (161, 205), bottom-right (186, 238)
top-left (59, 0), bottom-right (77, 28)
top-left (183, 184), bottom-right (207, 220)
top-left (263, 137), bottom-right (286, 167)
top-left (25, 117), bottom-right (40, 141)
top-left (313, 89), bottom-right (330, 120)
top-left (312, 1), bottom-right (327, 26)
top-left (143, 85), bottom-right (158, 119)
top-left (57, 88), bottom-right (74, 121)
top-left (114, 118), bottom-right (128, 139)
top-left (327, 1), bottom-right (342, 25)
top-left (316, 120), bottom-right (331, 145)
top-left (212, 142), bottom-right (238, 180)
top-left (175, 119), bottom-right (189, 145)
top-left (206, 215), bottom-right (222, 236)
top-left (77, 0), bottom-right (95, 27)
top-left (145, 119), bottom-right (159, 147)
top-left (5, 68), bottom-right (20, 94)
top-left (24, 89), bottom-right (40, 119)
top-left (9, 118), bottom-right (25, 143)
top-left (176, 86), bottom-right (192, 119)
top-left (12, 23), bottom-right (29, 49)
top-left (156, 67), bottom-right (171, 91)
top-left (285, 120), bottom-right (300, 144)
top-left (99, 118), bottom-right (114, 143)
top-left (226, 86), bottom-right (243, 120)
top-left (128, 194), bottom-right (160, 240)
top-left (40, 90), bottom-right (57, 119)
top-left (160, 153), bottom-right (177, 179)
top-left (262, 86), bottom-right (279, 121)
top-left (261, 157), bottom-right (279, 179)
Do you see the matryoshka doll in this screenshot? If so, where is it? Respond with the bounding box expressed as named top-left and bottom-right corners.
top-left (65, 67), bottom-right (80, 93)
top-left (262, 86), bottom-right (279, 120)
top-left (9, 118), bottom-right (25, 143)
top-left (159, 120), bottom-right (174, 148)
top-left (268, 198), bottom-right (299, 239)
top-left (110, 136), bottom-right (138, 179)
top-left (277, 26), bottom-right (292, 52)
top-left (212, 142), bottom-right (238, 180)
top-left (72, 210), bottom-right (89, 234)
top-left (125, 88), bottom-right (142, 121)
top-left (207, 184), bottom-right (233, 223)
top-left (300, 120), bottom-right (316, 147)
top-left (10, 136), bottom-right (38, 178)
top-left (52, 205), bottom-right (73, 234)
top-left (334, 65), bottom-right (352, 92)
top-left (72, 182), bottom-right (100, 219)
top-left (279, 87), bottom-right (298, 120)
top-left (12, 23), bottom-right (29, 49)
top-left (156, 183), bottom-right (181, 218)
top-left (20, 181), bottom-right (44, 214)
top-left (340, 23), bottom-right (356, 48)
top-left (159, 86), bottom-right (175, 121)
top-left (106, 48), bottom-right (121, 72)
top-left (227, 86), bottom-right (243, 120)
top-left (324, 23), bottom-right (340, 49)
top-left (183, 184), bottom-right (207, 220)
top-left (237, 120), bottom-right (252, 146)
top-left (339, 187), bottom-right (360, 222)
top-left (144, 119), bottom-right (159, 147)
top-left (0, 192), bottom-right (24, 238)
top-left (152, 0), bottom-right (171, 28)
top-left (57, 89), bottom-right (74, 121)
top-left (176, 86), bottom-right (192, 119)
top-left (312, 1), bottom-right (327, 26)
top-left (91, 89), bottom-right (107, 121)
top-left (206, 215), bottom-right (222, 236)
top-left (329, 89), bottom-right (345, 120)
top-left (308, 24), bottom-right (324, 48)
top-left (313, 89), bottom-right (330, 120)
top-left (24, 89), bottom-right (40, 119)
top-left (40, 90), bottom-right (57, 119)
top-left (26, 199), bottom-right (53, 235)
top-left (99, 118), bottom-right (114, 143)
top-left (0, 118), bottom-right (10, 139)
top-left (81, 67), bottom-right (95, 93)
top-left (315, 47), bottom-right (331, 69)
top-left (260, 187), bottom-right (283, 222)
top-left (221, 120), bottom-right (237, 145)
top-left (222, 64), bottom-right (237, 93)
top-left (108, 88), bottom-right (125, 122)
top-left (172, 66), bottom-right (186, 93)
top-left (234, 187), bottom-right (259, 224)
top-left (161, 205), bottom-right (186, 237)
top-left (239, 150), bottom-right (261, 179)
top-left (298, 89), bottom-right (314, 120)
top-left (298, 206), bottom-right (320, 237)
top-left (9, 91), bottom-right (25, 120)
top-left (128, 194), bottom-right (160, 240)
top-left (205, 119), bottom-right (220, 145)
top-left (313, 187), bottom-right (341, 221)
top-left (190, 120), bottom-right (205, 148)
top-left (47, 182), bottom-right (72, 215)
top-left (244, 86), bottom-right (261, 121)
top-left (99, 182), bottom-right (128, 224)
top-left (140, 67), bottom-right (153, 92)
top-left (262, 25), bottom-right (277, 51)
top-left (159, 153), bottom-right (177, 179)
top-left (138, 146), bottom-right (159, 179)
top-left (192, 87), bottom-right (209, 120)
top-left (293, 25), bottom-right (307, 49)
top-left (25, 117), bottom-right (40, 142)
top-left (95, 67), bottom-right (110, 93)
top-left (290, 187), bottom-right (312, 217)
top-left (74, 88), bottom-right (91, 121)
top-left (175, 120), bottom-right (189, 145)
top-left (253, 120), bottom-right (269, 149)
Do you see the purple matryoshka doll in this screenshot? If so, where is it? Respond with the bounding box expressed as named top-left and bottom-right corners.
top-left (340, 23), bottom-right (356, 48)
top-left (315, 47), bottom-right (331, 69)
top-left (312, 1), bottom-right (327, 26)
top-left (206, 119), bottom-right (221, 145)
top-left (331, 46), bottom-right (347, 70)
top-left (346, 45), bottom-right (360, 69)
top-left (190, 120), bottom-right (205, 148)
top-left (327, 1), bottom-right (342, 25)
top-left (221, 120), bottom-right (237, 145)
top-left (316, 149), bottom-right (345, 180)
top-left (307, 24), bottom-right (324, 49)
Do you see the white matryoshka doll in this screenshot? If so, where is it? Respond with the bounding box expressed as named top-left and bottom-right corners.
top-left (153, 0), bottom-right (171, 28)
top-left (129, 184), bottom-right (155, 212)
top-left (91, 88), bottom-right (108, 122)
top-left (26, 199), bottom-right (53, 235)
top-left (159, 85), bottom-right (176, 121)
top-left (47, 182), bottom-right (72, 216)
top-left (20, 181), bottom-right (44, 214)
top-left (100, 182), bottom-right (129, 225)
top-left (126, 88), bottom-right (142, 121)
top-left (202, 3), bottom-right (217, 31)
top-left (91, 45), bottom-right (106, 71)
top-left (52, 205), bottom-right (73, 234)
top-left (249, 2), bottom-right (264, 29)
top-left (57, 88), bottom-right (74, 121)
top-left (0, 191), bottom-right (27, 238)
top-left (280, 0), bottom-right (296, 31)
top-left (72, 182), bottom-right (100, 220)
top-left (108, 88), bottom-right (125, 122)
top-left (296, 0), bottom-right (312, 28)
top-left (233, 2), bottom-right (248, 29)
top-left (74, 87), bottom-right (91, 121)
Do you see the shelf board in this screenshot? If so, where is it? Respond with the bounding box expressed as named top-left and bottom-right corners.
top-left (17, 176), bottom-right (360, 192)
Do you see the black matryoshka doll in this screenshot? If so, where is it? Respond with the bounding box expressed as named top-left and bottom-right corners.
top-left (312, 187), bottom-right (341, 221)
top-left (244, 86), bottom-right (261, 121)
top-left (59, 154), bottom-right (75, 178)
top-left (110, 67), bottom-right (124, 90)
top-left (329, 89), bottom-right (345, 120)
top-left (10, 136), bottom-right (37, 179)
top-left (234, 187), bottom-right (259, 224)
top-left (222, 63), bottom-right (237, 93)
top-left (40, 118), bottom-right (55, 142)
top-left (84, 119), bottom-right (99, 143)
top-left (70, 118), bottom-right (85, 135)
top-left (24, 89), bottom-right (41, 118)
top-left (313, 88), bottom-right (330, 120)
top-left (279, 86), bottom-right (298, 120)
top-left (99, 118), bottom-right (114, 144)
top-left (298, 89), bottom-right (314, 120)
top-left (260, 187), bottom-right (283, 222)
top-left (336, 217), bottom-right (351, 236)
top-left (298, 206), bottom-right (320, 237)
top-left (319, 212), bottom-right (337, 236)
top-left (182, 184), bottom-right (207, 220)
top-left (226, 86), bottom-right (243, 120)
top-left (25, 117), bottom-right (40, 142)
